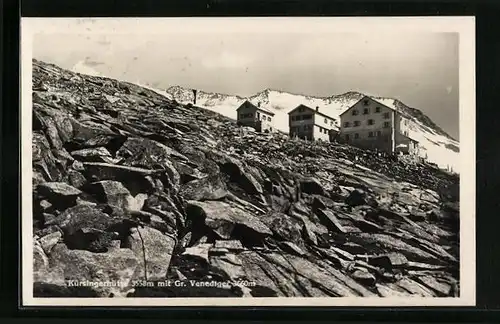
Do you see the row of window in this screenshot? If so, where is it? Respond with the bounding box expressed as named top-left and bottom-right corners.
top-left (323, 118), bottom-right (334, 127)
top-left (291, 115), bottom-right (335, 126)
top-left (318, 126), bottom-right (329, 134)
top-left (344, 120), bottom-right (391, 128)
top-left (352, 106), bottom-right (382, 116)
top-left (345, 130), bottom-right (384, 140)
top-left (239, 113), bottom-right (272, 122)
top-left (290, 125), bottom-right (313, 132)
top-left (352, 100), bottom-right (381, 116)
top-left (291, 114), bottom-right (313, 121)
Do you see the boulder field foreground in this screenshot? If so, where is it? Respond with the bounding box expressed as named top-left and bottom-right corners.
top-left (31, 59), bottom-right (460, 298)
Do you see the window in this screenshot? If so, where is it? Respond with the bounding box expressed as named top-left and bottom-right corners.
top-left (363, 100), bottom-right (369, 106)
top-left (363, 108), bottom-right (369, 115)
top-left (367, 119), bottom-right (374, 125)
top-left (299, 107), bottom-right (304, 112)
top-left (376, 131), bottom-right (382, 137)
top-left (354, 133), bottom-right (360, 139)
top-left (345, 134), bottom-right (350, 141)
top-left (330, 121), bottom-right (334, 126)
top-left (383, 121), bottom-right (390, 128)
top-left (352, 110), bottom-right (359, 116)
top-left (344, 122), bottom-right (350, 127)
top-left (354, 121), bottom-right (361, 127)
top-left (368, 131), bottom-right (374, 137)
top-left (375, 107), bottom-right (381, 113)
top-left (324, 118), bottom-right (328, 124)
top-left (383, 112), bottom-right (390, 119)
top-left (268, 116), bottom-right (271, 122)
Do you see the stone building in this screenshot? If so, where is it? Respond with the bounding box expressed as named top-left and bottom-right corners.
top-left (288, 104), bottom-right (338, 141)
top-left (339, 96), bottom-right (420, 155)
top-left (236, 100), bottom-right (275, 132)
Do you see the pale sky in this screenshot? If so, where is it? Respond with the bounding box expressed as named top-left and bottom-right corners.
top-left (31, 19), bottom-right (460, 139)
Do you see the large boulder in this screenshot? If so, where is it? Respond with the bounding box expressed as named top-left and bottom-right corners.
top-left (82, 162), bottom-right (159, 195)
top-left (125, 226), bottom-right (176, 281)
top-left (208, 247), bottom-right (246, 281)
top-left (179, 173), bottom-right (228, 201)
top-left (260, 212), bottom-right (304, 247)
top-left (70, 147), bottom-right (114, 163)
top-left (55, 204), bottom-right (123, 252)
top-left (186, 200), bottom-right (272, 244)
top-left (345, 189), bottom-right (368, 207)
top-left (116, 137), bottom-right (186, 187)
top-left (36, 182), bottom-right (82, 207)
top-left (299, 177), bottom-right (326, 196)
top-left (44, 243), bottom-right (139, 297)
top-left (85, 180), bottom-right (146, 211)
top-left (315, 208), bottom-right (346, 233)
top-left (218, 156), bottom-right (263, 196)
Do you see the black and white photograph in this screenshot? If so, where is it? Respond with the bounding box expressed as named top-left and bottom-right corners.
top-left (21, 17), bottom-right (475, 306)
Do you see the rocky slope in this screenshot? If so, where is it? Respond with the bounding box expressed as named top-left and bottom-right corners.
top-left (32, 59), bottom-right (459, 298)
top-left (165, 86), bottom-right (460, 173)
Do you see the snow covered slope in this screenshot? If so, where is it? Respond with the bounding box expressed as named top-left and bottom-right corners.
top-left (166, 86), bottom-right (460, 173)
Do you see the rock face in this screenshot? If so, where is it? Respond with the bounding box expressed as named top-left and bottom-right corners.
top-left (31, 59), bottom-right (460, 298)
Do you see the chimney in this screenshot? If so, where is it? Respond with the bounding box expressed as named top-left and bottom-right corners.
top-left (192, 89), bottom-right (197, 105)
top-left (258, 102), bottom-right (261, 107)
top-left (316, 106), bottom-right (319, 112)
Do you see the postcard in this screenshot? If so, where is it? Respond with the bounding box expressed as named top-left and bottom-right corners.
top-left (21, 16), bottom-right (475, 307)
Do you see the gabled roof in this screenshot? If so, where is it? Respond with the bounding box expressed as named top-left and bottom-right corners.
top-left (288, 104), bottom-right (336, 120)
top-left (339, 96), bottom-right (396, 118)
top-left (236, 100), bottom-right (275, 116)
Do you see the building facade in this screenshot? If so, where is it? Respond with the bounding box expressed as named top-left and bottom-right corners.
top-left (339, 96), bottom-right (420, 155)
top-left (236, 100), bottom-right (275, 132)
top-left (288, 104), bottom-right (337, 141)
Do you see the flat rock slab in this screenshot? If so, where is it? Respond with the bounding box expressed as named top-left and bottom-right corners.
top-left (187, 200), bottom-right (272, 239)
top-left (316, 208), bottom-right (346, 233)
top-left (37, 182), bottom-right (82, 199)
top-left (214, 240), bottom-right (244, 251)
top-left (182, 243), bottom-right (213, 264)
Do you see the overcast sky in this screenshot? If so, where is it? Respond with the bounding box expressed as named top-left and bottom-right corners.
top-left (32, 19), bottom-right (460, 139)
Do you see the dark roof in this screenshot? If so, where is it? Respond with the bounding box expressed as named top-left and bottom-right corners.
top-left (288, 104), bottom-right (336, 120)
top-left (236, 100), bottom-right (275, 116)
